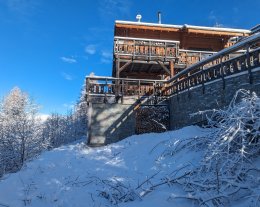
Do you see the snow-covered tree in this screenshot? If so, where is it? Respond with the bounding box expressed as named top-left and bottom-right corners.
top-left (0, 87), bottom-right (42, 176)
top-left (74, 80), bottom-right (88, 136)
top-left (0, 83), bottom-right (88, 177)
top-left (41, 86), bottom-right (87, 149)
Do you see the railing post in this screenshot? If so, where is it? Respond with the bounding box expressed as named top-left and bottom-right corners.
top-left (201, 66), bottom-right (205, 94)
top-left (165, 42), bottom-right (167, 61)
top-left (220, 55), bottom-right (225, 90)
top-left (133, 39), bottom-right (136, 59)
top-left (114, 38), bottom-right (117, 55)
top-left (121, 80), bottom-right (124, 104)
top-left (176, 78), bottom-right (179, 101)
top-left (104, 78), bottom-right (108, 103)
top-left (246, 44), bottom-right (253, 84)
top-left (176, 42), bottom-right (179, 57)
top-left (153, 81), bottom-right (157, 104)
top-left (138, 80), bottom-right (141, 99)
top-left (86, 77), bottom-right (90, 104)
top-left (187, 73), bottom-right (191, 98)
top-left (149, 41), bottom-right (151, 60)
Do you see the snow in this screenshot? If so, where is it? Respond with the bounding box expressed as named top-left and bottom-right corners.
top-left (115, 20), bottom-right (251, 34)
top-left (0, 126), bottom-right (209, 207)
top-left (37, 114), bottom-right (50, 122)
top-left (0, 89), bottom-right (259, 207)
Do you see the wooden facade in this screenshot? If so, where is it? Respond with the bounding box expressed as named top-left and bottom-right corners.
top-left (113, 21), bottom-right (251, 80)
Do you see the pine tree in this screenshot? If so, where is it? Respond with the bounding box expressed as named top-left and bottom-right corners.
top-left (0, 87), bottom-right (41, 175)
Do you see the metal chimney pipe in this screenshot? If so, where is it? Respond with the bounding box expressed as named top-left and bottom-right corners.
top-left (136, 14), bottom-right (142, 22)
top-left (158, 11), bottom-right (161, 24)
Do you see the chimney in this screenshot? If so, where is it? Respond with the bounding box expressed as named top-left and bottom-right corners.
top-left (158, 11), bottom-right (161, 24)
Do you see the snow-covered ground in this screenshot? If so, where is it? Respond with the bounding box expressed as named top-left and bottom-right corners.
top-left (0, 121), bottom-right (259, 207)
top-left (0, 126), bottom-right (211, 207)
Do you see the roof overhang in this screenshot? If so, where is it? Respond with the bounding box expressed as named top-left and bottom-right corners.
top-left (115, 20), bottom-right (251, 36)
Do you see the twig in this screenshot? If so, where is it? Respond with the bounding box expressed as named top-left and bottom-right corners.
top-left (135, 171), bottom-right (161, 190)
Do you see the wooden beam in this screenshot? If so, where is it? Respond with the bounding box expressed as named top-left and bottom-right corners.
top-left (116, 59), bottom-right (120, 78)
top-left (157, 61), bottom-right (171, 75)
top-left (187, 28), bottom-right (249, 37)
top-left (115, 23), bottom-right (180, 32)
top-left (170, 61), bottom-right (175, 77)
top-left (120, 73), bottom-right (162, 80)
top-left (119, 60), bottom-right (132, 73)
top-left (120, 59), bottom-right (168, 64)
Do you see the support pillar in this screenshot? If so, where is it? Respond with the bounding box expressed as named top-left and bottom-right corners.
top-left (170, 61), bottom-right (175, 77)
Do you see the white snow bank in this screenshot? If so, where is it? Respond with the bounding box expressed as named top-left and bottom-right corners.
top-left (0, 126), bottom-right (209, 207)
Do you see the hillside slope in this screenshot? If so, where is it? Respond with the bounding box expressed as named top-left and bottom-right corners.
top-left (0, 90), bottom-right (259, 207)
top-left (0, 126), bottom-right (210, 207)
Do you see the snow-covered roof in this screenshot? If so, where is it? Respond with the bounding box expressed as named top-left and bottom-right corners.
top-left (115, 20), bottom-right (251, 34)
top-left (115, 20), bottom-right (182, 29)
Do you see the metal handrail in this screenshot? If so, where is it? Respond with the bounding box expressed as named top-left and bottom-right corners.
top-left (167, 32), bottom-right (260, 83)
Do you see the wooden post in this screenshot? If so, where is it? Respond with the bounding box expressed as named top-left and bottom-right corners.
top-left (121, 80), bottom-right (124, 104)
top-left (201, 67), bottom-right (205, 94)
top-left (170, 60), bottom-right (175, 78)
top-left (86, 77), bottom-right (90, 103)
top-left (116, 58), bottom-right (120, 102)
top-left (138, 80), bottom-right (141, 99)
top-left (104, 78), bottom-right (108, 103)
top-left (116, 58), bottom-right (120, 78)
top-left (246, 44), bottom-right (253, 84)
top-left (220, 56), bottom-right (225, 90)
top-left (187, 72), bottom-right (191, 98)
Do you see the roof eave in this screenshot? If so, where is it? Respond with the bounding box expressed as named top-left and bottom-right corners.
top-left (115, 20), bottom-right (251, 34)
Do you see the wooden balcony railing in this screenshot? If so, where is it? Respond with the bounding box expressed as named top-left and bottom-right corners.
top-left (163, 33), bottom-right (260, 96)
top-left (114, 36), bottom-right (179, 60)
top-left (86, 76), bottom-right (166, 104)
top-left (178, 49), bottom-right (246, 66)
top-left (178, 49), bottom-right (216, 66)
top-left (114, 36), bottom-right (245, 66)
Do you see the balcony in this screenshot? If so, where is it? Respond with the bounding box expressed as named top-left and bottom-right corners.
top-left (114, 36), bottom-right (180, 61)
top-left (86, 76), bottom-right (166, 104)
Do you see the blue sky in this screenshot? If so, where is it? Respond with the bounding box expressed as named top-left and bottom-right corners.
top-left (0, 0), bottom-right (259, 114)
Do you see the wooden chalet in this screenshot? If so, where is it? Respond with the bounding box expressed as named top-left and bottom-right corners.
top-left (86, 18), bottom-right (259, 146)
top-left (113, 20), bottom-right (251, 80)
